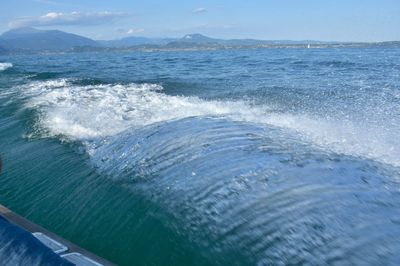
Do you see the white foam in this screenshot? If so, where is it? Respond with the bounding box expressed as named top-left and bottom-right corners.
top-left (262, 114), bottom-right (399, 167)
top-left (0, 62), bottom-right (13, 71)
top-left (22, 79), bottom-right (400, 167)
top-left (23, 79), bottom-right (267, 139)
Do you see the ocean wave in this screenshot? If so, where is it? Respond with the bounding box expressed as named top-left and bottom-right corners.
top-left (22, 79), bottom-right (271, 139)
top-left (21, 79), bottom-right (400, 167)
top-left (13, 78), bottom-right (400, 264)
top-left (87, 117), bottom-right (400, 265)
top-left (0, 62), bottom-right (13, 71)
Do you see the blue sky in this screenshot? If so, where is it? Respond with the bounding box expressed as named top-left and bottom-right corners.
top-left (1, 0), bottom-right (399, 41)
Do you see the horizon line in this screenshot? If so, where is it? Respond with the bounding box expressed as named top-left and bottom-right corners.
top-left (1, 26), bottom-right (399, 44)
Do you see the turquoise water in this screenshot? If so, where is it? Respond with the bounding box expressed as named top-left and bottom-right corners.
top-left (1, 48), bottom-right (400, 265)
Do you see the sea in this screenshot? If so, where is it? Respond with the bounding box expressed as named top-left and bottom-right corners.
top-left (0, 48), bottom-right (400, 265)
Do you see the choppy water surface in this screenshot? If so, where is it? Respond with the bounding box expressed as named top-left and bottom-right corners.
top-left (1, 48), bottom-right (400, 265)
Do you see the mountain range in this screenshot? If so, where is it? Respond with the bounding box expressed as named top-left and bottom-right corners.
top-left (0, 27), bottom-right (399, 54)
top-left (0, 27), bottom-right (97, 52)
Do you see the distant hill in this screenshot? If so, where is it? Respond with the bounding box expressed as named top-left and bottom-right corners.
top-left (99, 36), bottom-right (176, 47)
top-left (164, 33), bottom-right (335, 48)
top-left (98, 33), bottom-right (335, 49)
top-left (180, 34), bottom-right (218, 44)
top-left (0, 27), bottom-right (398, 53)
top-left (0, 27), bottom-right (98, 51)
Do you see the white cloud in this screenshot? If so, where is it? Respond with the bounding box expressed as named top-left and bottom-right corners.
top-left (193, 7), bottom-right (207, 14)
top-left (126, 28), bottom-right (145, 35)
top-left (9, 11), bottom-right (127, 28)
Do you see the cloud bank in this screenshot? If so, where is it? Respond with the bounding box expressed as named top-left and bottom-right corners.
top-left (9, 11), bottom-right (127, 28)
top-left (193, 8), bottom-right (207, 14)
top-left (126, 28), bottom-right (145, 35)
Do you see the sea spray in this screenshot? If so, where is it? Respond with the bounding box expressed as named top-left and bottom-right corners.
top-left (0, 62), bottom-right (13, 71)
top-left (21, 79), bottom-right (400, 167)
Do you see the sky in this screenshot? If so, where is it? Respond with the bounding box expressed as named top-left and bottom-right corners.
top-left (0, 0), bottom-right (399, 42)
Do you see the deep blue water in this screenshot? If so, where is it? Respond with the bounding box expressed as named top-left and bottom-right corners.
top-left (1, 48), bottom-right (400, 265)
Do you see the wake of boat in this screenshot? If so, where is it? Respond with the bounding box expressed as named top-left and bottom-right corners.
top-left (20, 79), bottom-right (400, 167)
top-left (0, 62), bottom-right (13, 71)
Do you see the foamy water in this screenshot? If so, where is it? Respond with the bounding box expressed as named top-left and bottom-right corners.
top-left (0, 62), bottom-right (13, 71)
top-left (2, 48), bottom-right (400, 265)
top-left (22, 79), bottom-right (400, 167)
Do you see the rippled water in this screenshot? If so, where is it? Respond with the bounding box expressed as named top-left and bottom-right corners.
top-left (1, 48), bottom-right (400, 265)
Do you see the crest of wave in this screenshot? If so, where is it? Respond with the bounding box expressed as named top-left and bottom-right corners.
top-left (22, 79), bottom-right (267, 139)
top-left (0, 62), bottom-right (13, 71)
top-left (22, 79), bottom-right (400, 167)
